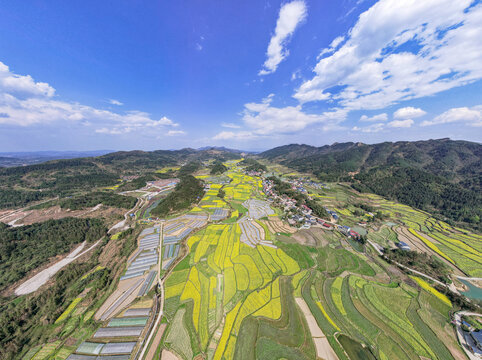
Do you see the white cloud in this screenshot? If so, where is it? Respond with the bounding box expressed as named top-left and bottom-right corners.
top-left (353, 117), bottom-right (414, 131)
top-left (388, 119), bottom-right (414, 128)
top-left (294, 0), bottom-right (482, 112)
top-left (393, 106), bottom-right (425, 119)
top-left (352, 123), bottom-right (385, 133)
top-left (318, 36), bottom-right (345, 58)
top-left (95, 127), bottom-right (132, 135)
top-left (213, 94), bottom-right (347, 140)
top-left (0, 61), bottom-right (55, 97)
top-left (167, 130), bottom-right (186, 136)
top-left (259, 1), bottom-right (307, 75)
top-left (108, 99), bottom-right (123, 106)
top-left (212, 131), bottom-right (258, 141)
top-left (421, 106), bottom-right (482, 127)
top-left (291, 69), bottom-right (301, 81)
top-left (221, 122), bottom-right (241, 129)
top-left (360, 113), bottom-right (387, 122)
top-left (242, 94), bottom-right (346, 135)
top-left (0, 60), bottom-right (179, 135)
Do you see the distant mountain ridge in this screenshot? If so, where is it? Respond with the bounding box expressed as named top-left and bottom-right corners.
top-left (0, 150), bottom-right (115, 167)
top-left (260, 138), bottom-right (481, 189)
top-left (197, 146), bottom-right (251, 153)
top-left (260, 138), bottom-right (481, 229)
top-left (0, 147), bottom-right (242, 209)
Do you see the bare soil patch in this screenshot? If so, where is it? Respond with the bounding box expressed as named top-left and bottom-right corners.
top-left (146, 324), bottom-right (167, 360)
top-left (161, 349), bottom-right (180, 360)
top-left (0, 205), bottom-right (124, 227)
top-left (262, 217), bottom-right (296, 234)
top-left (292, 228), bottom-right (327, 246)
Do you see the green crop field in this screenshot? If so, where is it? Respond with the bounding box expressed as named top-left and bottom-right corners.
top-left (158, 162), bottom-right (474, 360)
top-left (16, 159), bottom-right (476, 360)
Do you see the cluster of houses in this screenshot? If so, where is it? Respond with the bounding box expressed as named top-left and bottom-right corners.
top-left (262, 178), bottom-right (362, 241)
top-left (327, 209), bottom-right (339, 220)
top-left (284, 177), bottom-right (326, 193)
top-left (460, 317), bottom-right (482, 356)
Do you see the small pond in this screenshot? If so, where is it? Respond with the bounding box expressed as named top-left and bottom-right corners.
top-left (460, 279), bottom-right (482, 301)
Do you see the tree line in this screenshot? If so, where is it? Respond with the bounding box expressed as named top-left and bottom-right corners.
top-left (0, 218), bottom-right (107, 291)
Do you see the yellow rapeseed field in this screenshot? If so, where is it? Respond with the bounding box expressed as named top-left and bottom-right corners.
top-left (409, 276), bottom-right (452, 306)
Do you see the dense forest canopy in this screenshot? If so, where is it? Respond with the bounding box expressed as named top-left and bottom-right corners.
top-left (353, 167), bottom-right (481, 229)
top-left (151, 175), bottom-right (204, 217)
top-left (260, 139), bottom-right (481, 229)
top-left (239, 158), bottom-right (268, 172)
top-left (0, 218), bottom-right (107, 291)
top-left (210, 161), bottom-right (228, 175)
top-left (59, 192), bottom-right (137, 210)
top-left (0, 148), bottom-right (241, 209)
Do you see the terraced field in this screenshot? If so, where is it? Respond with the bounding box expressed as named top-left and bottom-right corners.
top-left (159, 163), bottom-right (474, 360)
top-left (24, 161), bottom-right (477, 360)
top-left (308, 182), bottom-right (482, 277)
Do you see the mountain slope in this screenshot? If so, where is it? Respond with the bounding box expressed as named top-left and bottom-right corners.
top-left (261, 138), bottom-right (481, 188)
top-left (0, 148), bottom-right (241, 209)
top-left (260, 139), bottom-right (481, 229)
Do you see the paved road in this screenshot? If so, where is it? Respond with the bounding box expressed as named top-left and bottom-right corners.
top-left (367, 239), bottom-right (383, 255)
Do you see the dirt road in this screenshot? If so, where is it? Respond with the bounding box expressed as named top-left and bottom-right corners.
top-left (15, 240), bottom-right (100, 295)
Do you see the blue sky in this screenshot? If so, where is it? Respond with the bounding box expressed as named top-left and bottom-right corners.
top-left (0, 0), bottom-right (481, 151)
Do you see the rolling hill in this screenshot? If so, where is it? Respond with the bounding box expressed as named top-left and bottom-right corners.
top-left (0, 148), bottom-right (241, 209)
top-left (260, 138), bottom-right (481, 228)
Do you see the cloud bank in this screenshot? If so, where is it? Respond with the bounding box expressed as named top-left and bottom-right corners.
top-left (259, 1), bottom-right (307, 75)
top-left (0, 61), bottom-right (179, 136)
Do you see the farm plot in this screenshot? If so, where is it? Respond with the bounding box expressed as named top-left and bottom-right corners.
top-left (211, 208), bottom-right (229, 221)
top-left (262, 216), bottom-right (297, 234)
top-left (223, 173), bottom-right (260, 202)
top-left (31, 341), bottom-right (62, 360)
top-left (346, 276), bottom-right (444, 360)
top-left (353, 189), bottom-right (482, 277)
top-left (161, 170), bottom-right (301, 359)
top-left (71, 297), bottom-right (155, 359)
top-left (295, 297), bottom-right (338, 360)
top-left (95, 227), bottom-right (161, 323)
top-left (121, 226), bottom-right (160, 280)
top-left (159, 166), bottom-right (472, 360)
top-left (234, 277), bottom-right (316, 360)
top-left (238, 216), bottom-right (276, 248)
top-left (162, 214), bottom-right (207, 270)
top-left (300, 259), bottom-right (459, 360)
top-left (242, 199), bottom-right (274, 219)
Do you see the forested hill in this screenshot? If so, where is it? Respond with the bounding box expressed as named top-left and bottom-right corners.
top-left (260, 139), bottom-right (481, 229)
top-left (0, 148), bottom-right (241, 209)
top-left (260, 139), bottom-right (481, 189)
